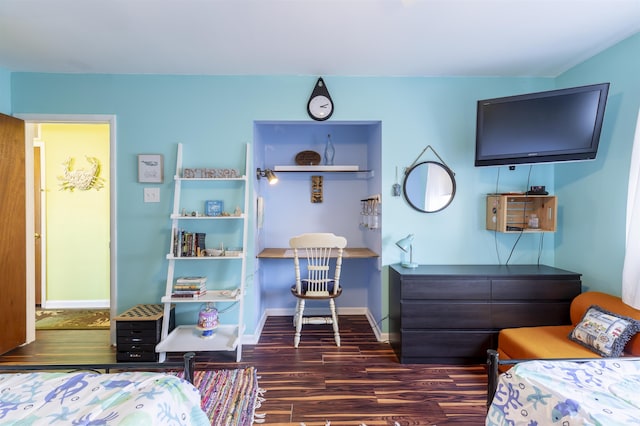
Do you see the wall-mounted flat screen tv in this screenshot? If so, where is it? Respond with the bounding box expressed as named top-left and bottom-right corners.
top-left (475, 83), bottom-right (609, 167)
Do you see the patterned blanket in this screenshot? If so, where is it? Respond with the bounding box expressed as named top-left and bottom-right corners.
top-left (486, 358), bottom-right (640, 425)
top-left (0, 371), bottom-right (209, 425)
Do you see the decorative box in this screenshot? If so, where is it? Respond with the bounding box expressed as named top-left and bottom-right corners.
top-left (205, 200), bottom-right (224, 217)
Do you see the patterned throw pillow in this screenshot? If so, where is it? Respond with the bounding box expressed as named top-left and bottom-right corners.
top-left (568, 305), bottom-right (640, 357)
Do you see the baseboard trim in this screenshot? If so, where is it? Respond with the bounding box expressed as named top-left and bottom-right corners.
top-left (42, 300), bottom-right (110, 309)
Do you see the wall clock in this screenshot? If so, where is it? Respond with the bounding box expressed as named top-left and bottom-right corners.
top-left (307, 77), bottom-right (334, 121)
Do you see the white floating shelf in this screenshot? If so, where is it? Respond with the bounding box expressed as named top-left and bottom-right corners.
top-left (155, 325), bottom-right (239, 353)
top-left (273, 165), bottom-right (360, 172)
top-left (170, 214), bottom-right (245, 220)
top-left (161, 289), bottom-right (241, 304)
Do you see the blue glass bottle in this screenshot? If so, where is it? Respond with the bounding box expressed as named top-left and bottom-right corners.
top-left (324, 134), bottom-right (335, 166)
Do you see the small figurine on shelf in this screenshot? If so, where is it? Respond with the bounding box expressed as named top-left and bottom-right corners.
top-left (196, 303), bottom-right (218, 339)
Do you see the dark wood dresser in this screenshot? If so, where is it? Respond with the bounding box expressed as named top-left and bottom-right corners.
top-left (389, 264), bottom-right (582, 364)
top-left (115, 304), bottom-right (175, 362)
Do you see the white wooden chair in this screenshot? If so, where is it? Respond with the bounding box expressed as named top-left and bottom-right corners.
top-left (289, 233), bottom-right (347, 348)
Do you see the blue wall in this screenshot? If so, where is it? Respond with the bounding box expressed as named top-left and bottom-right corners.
top-left (0, 67), bottom-right (10, 114)
top-left (554, 33), bottom-right (640, 296)
top-left (7, 32), bottom-right (640, 334)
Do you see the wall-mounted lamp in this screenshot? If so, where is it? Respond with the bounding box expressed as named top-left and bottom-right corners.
top-left (256, 168), bottom-right (278, 185)
top-left (395, 234), bottom-right (418, 269)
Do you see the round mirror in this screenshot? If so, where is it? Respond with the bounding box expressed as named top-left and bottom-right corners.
top-left (403, 161), bottom-right (456, 213)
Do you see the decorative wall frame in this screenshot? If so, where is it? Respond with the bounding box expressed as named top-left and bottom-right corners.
top-left (138, 154), bottom-right (163, 183)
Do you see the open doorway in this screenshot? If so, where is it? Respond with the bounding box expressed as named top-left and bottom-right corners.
top-left (33, 123), bottom-right (110, 309)
top-left (20, 114), bottom-right (117, 346)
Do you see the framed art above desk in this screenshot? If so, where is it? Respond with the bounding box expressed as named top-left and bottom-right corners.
top-left (257, 248), bottom-right (378, 259)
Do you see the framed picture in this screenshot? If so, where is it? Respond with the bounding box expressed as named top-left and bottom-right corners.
top-left (138, 154), bottom-right (163, 183)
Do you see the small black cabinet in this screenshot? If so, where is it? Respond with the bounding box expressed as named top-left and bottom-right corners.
top-left (389, 264), bottom-right (581, 364)
top-left (115, 304), bottom-right (174, 362)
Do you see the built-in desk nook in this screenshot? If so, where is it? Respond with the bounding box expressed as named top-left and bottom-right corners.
top-left (253, 120), bottom-right (383, 331)
top-left (389, 264), bottom-right (582, 364)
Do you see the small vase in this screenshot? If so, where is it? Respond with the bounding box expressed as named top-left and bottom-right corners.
top-left (324, 134), bottom-right (335, 166)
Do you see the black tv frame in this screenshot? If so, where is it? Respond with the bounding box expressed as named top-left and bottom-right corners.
top-left (474, 82), bottom-right (610, 167)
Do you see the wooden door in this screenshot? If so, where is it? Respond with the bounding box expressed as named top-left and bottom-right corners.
top-left (0, 113), bottom-right (26, 355)
top-left (34, 145), bottom-right (42, 306)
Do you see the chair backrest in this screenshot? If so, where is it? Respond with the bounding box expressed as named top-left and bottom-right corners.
top-left (289, 233), bottom-right (347, 296)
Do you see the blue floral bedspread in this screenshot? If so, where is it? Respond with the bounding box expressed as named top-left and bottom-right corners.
top-left (486, 358), bottom-right (640, 426)
top-left (0, 371), bottom-right (210, 425)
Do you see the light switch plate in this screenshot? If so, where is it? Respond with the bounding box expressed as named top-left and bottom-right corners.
top-left (143, 187), bottom-right (160, 203)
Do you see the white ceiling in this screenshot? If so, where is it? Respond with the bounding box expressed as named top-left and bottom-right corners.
top-left (1, 0), bottom-right (639, 77)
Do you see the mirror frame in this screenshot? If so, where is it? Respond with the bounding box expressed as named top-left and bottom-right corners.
top-left (402, 160), bottom-right (456, 213)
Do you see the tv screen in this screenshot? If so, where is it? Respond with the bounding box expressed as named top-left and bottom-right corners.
top-left (475, 83), bottom-right (609, 167)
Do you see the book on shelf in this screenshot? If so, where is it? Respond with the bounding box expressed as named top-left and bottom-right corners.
top-left (170, 290), bottom-right (207, 298)
top-left (172, 230), bottom-right (206, 257)
top-left (172, 286), bottom-right (206, 292)
top-left (176, 276), bottom-right (207, 285)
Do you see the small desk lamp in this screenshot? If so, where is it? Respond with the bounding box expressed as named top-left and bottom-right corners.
top-left (396, 234), bottom-right (418, 268)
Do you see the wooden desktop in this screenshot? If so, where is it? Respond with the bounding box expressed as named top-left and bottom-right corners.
top-left (257, 248), bottom-right (378, 259)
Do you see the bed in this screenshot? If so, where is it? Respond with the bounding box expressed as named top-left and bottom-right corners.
top-left (0, 352), bottom-right (210, 425)
top-left (486, 349), bottom-right (640, 425)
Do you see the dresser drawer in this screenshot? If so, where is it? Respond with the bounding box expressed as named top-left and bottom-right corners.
top-left (493, 301), bottom-right (573, 328)
top-left (401, 301), bottom-right (492, 329)
top-left (492, 279), bottom-right (581, 300)
top-left (402, 279), bottom-right (490, 300)
top-left (401, 330), bottom-right (494, 358)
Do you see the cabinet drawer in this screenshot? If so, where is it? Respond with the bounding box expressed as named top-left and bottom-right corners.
top-left (117, 328), bottom-right (159, 339)
top-left (493, 302), bottom-right (573, 328)
top-left (402, 279), bottom-right (490, 300)
top-left (116, 351), bottom-right (158, 362)
top-left (401, 302), bottom-right (491, 328)
top-left (117, 334), bottom-right (157, 345)
top-left (401, 330), bottom-right (494, 357)
top-left (117, 320), bottom-right (161, 331)
top-left (491, 279), bottom-right (581, 300)
top-left (116, 342), bottom-right (156, 352)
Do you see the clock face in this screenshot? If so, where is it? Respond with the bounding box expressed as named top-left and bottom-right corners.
top-left (308, 95), bottom-right (333, 120)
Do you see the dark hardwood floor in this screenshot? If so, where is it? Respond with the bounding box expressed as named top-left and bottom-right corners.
top-left (0, 315), bottom-right (489, 425)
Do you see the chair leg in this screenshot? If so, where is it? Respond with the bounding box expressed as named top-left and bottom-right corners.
top-left (294, 299), bottom-right (305, 348)
top-left (329, 299), bottom-right (340, 347)
top-left (293, 299), bottom-right (301, 327)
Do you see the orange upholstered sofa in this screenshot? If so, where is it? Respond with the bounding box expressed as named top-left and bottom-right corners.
top-left (497, 291), bottom-right (640, 360)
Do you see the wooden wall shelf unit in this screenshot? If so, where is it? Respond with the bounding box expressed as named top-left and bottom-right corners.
top-left (389, 264), bottom-right (581, 364)
top-left (486, 194), bottom-right (557, 233)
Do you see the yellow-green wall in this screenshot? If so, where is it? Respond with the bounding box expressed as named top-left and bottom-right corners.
top-left (41, 123), bottom-right (110, 305)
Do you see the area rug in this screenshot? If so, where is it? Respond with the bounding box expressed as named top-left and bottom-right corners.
top-left (181, 367), bottom-right (265, 425)
top-left (35, 308), bottom-right (110, 330)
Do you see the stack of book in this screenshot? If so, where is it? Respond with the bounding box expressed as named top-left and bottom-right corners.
top-left (171, 276), bottom-right (207, 298)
